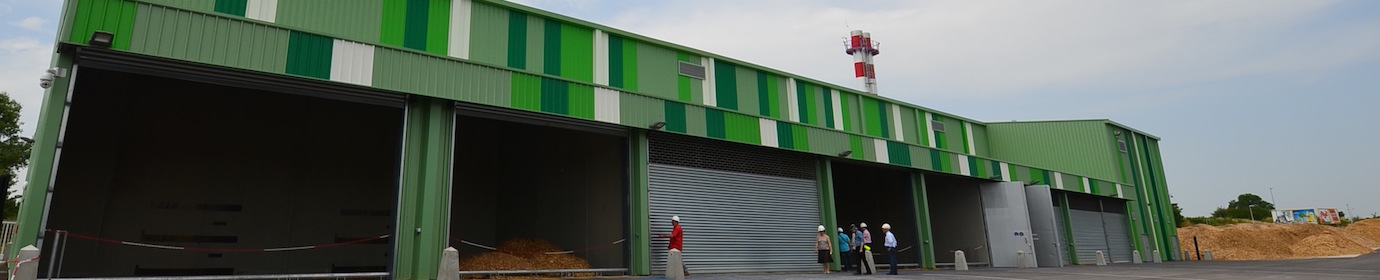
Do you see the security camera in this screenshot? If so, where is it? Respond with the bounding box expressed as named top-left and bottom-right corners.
top-left (39, 72), bottom-right (54, 89)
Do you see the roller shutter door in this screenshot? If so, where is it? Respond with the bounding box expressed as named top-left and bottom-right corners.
top-left (647, 133), bottom-right (819, 274)
top-left (1068, 209), bottom-right (1109, 264)
top-left (1103, 212), bottom-right (1134, 263)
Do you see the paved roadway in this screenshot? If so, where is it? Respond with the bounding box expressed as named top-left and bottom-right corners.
top-left (637, 253), bottom-right (1380, 279)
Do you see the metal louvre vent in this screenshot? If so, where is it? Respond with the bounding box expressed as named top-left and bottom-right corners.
top-left (678, 61), bottom-right (706, 79)
top-left (931, 120), bottom-right (946, 132)
top-left (1118, 140), bottom-right (1128, 153)
top-left (648, 133), bottom-right (816, 180)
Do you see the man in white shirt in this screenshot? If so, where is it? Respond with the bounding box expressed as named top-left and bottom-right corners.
top-left (882, 223), bottom-right (898, 275)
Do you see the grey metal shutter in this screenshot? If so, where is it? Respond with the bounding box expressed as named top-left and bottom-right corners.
top-left (1068, 209), bottom-right (1108, 264)
top-left (648, 164), bottom-right (819, 274)
top-left (1103, 213), bottom-right (1134, 263)
top-left (1052, 205), bottom-right (1070, 265)
top-left (645, 133), bottom-right (820, 274)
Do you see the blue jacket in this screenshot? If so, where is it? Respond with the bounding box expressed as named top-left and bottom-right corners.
top-left (837, 232), bottom-right (851, 252)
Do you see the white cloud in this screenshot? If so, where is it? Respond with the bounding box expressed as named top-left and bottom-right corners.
top-left (9, 16), bottom-right (45, 31)
top-left (0, 36), bottom-right (55, 198)
top-left (534, 0), bottom-right (1379, 105)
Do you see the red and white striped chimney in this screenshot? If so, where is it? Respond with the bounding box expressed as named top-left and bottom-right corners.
top-left (845, 30), bottom-right (880, 94)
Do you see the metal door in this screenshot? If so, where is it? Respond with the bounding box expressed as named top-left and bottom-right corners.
top-left (1024, 185), bottom-right (1063, 267)
top-left (979, 181), bottom-right (1036, 268)
top-left (1103, 212), bottom-right (1134, 263)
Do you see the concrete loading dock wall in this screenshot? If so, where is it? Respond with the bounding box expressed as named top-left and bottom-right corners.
top-left (924, 173), bottom-right (990, 265)
top-left (449, 115), bottom-right (627, 269)
top-left (830, 162), bottom-right (921, 266)
top-left (43, 68), bottom-right (402, 277)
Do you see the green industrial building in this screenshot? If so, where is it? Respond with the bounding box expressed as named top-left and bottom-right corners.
top-left (11, 0), bottom-right (1178, 278)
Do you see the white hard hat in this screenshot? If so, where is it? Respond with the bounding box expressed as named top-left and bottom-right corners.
top-left (882, 223), bottom-right (892, 229)
top-left (818, 225), bottom-right (826, 232)
top-left (860, 222), bottom-right (868, 228)
top-left (838, 227), bottom-right (844, 232)
top-left (672, 215), bottom-right (680, 222)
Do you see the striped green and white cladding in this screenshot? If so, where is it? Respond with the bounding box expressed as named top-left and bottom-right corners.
top-left (964, 122), bottom-right (976, 155)
top-left (330, 39), bottom-right (377, 86)
top-left (999, 162), bottom-right (1012, 181)
top-left (924, 112), bottom-right (937, 148)
top-left (447, 0), bottom-right (471, 59)
top-left (890, 104), bottom-right (905, 142)
top-left (593, 87), bottom-right (620, 124)
top-left (244, 0), bottom-right (277, 22)
top-left (73, 0), bottom-right (1141, 200)
top-left (213, 0), bottom-right (277, 22)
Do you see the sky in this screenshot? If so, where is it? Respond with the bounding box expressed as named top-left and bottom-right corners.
top-left (3, 0), bottom-right (1380, 218)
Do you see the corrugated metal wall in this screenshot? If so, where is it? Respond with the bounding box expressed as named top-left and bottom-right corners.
top-left (66, 1), bottom-right (1148, 195)
top-left (275, 0), bottom-right (382, 43)
top-left (130, 4), bottom-right (288, 73)
top-left (987, 120), bottom-right (1119, 181)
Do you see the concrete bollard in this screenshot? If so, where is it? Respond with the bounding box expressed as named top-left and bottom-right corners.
top-left (1095, 251), bottom-right (1107, 266)
top-left (1155, 250), bottom-right (1163, 263)
top-left (667, 249), bottom-right (684, 280)
top-left (955, 250), bottom-right (969, 271)
top-left (1016, 251), bottom-right (1028, 268)
top-left (1132, 250), bottom-right (1142, 264)
top-left (16, 245), bottom-right (40, 280)
top-left (1182, 250), bottom-right (1189, 261)
top-left (1204, 250), bottom-right (1213, 261)
top-left (438, 247), bottom-right (460, 280)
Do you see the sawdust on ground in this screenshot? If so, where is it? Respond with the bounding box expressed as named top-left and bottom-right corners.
top-left (1345, 219), bottom-right (1380, 248)
top-left (457, 238), bottom-right (594, 279)
top-left (1177, 222), bottom-right (1378, 260)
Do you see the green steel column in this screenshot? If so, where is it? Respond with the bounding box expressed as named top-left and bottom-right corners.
top-left (905, 170), bottom-right (938, 268)
top-left (10, 54), bottom-right (74, 258)
top-left (395, 96), bottom-right (455, 280)
top-left (1126, 203), bottom-right (1144, 261)
top-left (817, 159), bottom-right (840, 271)
top-left (910, 171), bottom-right (936, 269)
top-left (1059, 192), bottom-right (1079, 265)
top-left (629, 130), bottom-right (651, 275)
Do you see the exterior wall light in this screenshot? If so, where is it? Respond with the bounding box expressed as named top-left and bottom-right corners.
top-left (89, 31), bottom-right (114, 48)
top-left (649, 121), bottom-right (666, 130)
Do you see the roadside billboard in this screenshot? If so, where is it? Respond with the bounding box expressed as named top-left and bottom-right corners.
top-left (1272, 208), bottom-right (1340, 224)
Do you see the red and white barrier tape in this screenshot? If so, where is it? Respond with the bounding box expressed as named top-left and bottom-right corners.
top-left (8, 255), bottom-right (40, 280)
top-left (53, 230), bottom-right (389, 253)
top-left (449, 237), bottom-right (626, 255)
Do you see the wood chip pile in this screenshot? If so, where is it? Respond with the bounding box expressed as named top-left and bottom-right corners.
top-left (1177, 222), bottom-right (1378, 260)
top-left (1345, 219), bottom-right (1380, 247)
top-left (457, 238), bottom-right (594, 279)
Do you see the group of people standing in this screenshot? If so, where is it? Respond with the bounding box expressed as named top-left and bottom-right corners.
top-left (817, 222), bottom-right (899, 275)
top-left (663, 216), bottom-right (900, 277)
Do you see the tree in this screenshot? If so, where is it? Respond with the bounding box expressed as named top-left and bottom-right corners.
top-left (1172, 203), bottom-right (1186, 227)
top-left (1210, 193), bottom-right (1274, 221)
top-left (0, 91), bottom-right (33, 220)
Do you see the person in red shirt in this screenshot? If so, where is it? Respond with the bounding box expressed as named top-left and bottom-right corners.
top-left (658, 215), bottom-right (689, 276)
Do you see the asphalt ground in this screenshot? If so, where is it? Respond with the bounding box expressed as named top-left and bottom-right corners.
top-left (638, 252), bottom-right (1380, 279)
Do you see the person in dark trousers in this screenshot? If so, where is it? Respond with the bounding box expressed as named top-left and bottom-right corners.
top-left (837, 226), bottom-right (853, 272)
top-left (816, 225), bottom-right (833, 273)
top-left (657, 215), bottom-right (689, 276)
top-left (882, 223), bottom-right (898, 275)
top-left (855, 222), bottom-right (874, 275)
